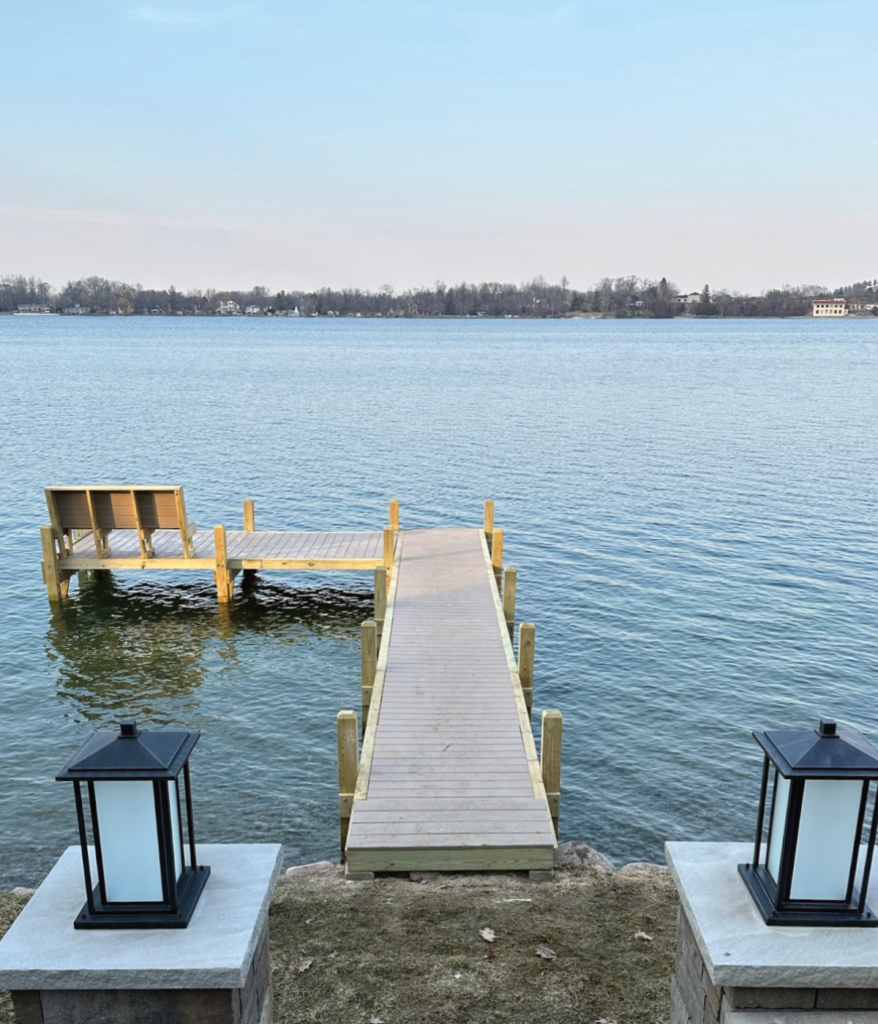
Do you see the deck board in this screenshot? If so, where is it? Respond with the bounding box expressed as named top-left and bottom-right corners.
top-left (345, 528), bottom-right (556, 873)
top-left (62, 528), bottom-right (385, 570)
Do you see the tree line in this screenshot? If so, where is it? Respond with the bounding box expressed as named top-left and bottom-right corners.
top-left (1, 273), bottom-right (876, 317)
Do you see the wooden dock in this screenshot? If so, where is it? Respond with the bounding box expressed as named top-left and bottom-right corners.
top-left (339, 508), bottom-right (561, 877)
top-left (41, 488), bottom-right (562, 874)
top-left (40, 487), bottom-right (398, 603)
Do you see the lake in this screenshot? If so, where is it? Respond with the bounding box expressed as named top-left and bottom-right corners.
top-left (1, 315), bottom-right (876, 886)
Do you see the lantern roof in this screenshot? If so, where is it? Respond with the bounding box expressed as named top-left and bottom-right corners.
top-left (755, 718), bottom-right (878, 779)
top-left (56, 721), bottom-right (199, 781)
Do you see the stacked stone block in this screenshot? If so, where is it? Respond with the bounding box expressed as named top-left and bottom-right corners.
top-left (672, 903), bottom-right (878, 1024)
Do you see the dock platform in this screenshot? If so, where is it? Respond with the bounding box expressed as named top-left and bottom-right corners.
top-left (341, 521), bottom-right (559, 876)
top-left (40, 487), bottom-right (397, 603)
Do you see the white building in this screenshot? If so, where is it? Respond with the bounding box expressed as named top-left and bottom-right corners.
top-left (812, 298), bottom-right (847, 317)
top-left (216, 300), bottom-right (240, 314)
top-left (245, 305), bottom-right (262, 315)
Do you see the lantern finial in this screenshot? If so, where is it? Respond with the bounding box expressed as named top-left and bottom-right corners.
top-left (818, 718), bottom-right (837, 738)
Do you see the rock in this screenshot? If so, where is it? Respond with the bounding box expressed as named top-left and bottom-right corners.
top-left (554, 841), bottom-right (615, 872)
top-left (11, 887), bottom-right (34, 896)
top-left (284, 861), bottom-right (337, 877)
top-left (619, 861), bottom-right (669, 876)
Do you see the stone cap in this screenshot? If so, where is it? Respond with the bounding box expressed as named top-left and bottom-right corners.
top-left (666, 842), bottom-right (878, 989)
top-left (0, 844), bottom-right (282, 991)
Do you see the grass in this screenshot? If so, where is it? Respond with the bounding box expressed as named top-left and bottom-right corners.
top-left (0, 865), bottom-right (679, 1024)
top-left (270, 865), bottom-right (678, 1024)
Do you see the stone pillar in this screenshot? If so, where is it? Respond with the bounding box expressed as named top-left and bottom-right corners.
top-left (0, 845), bottom-right (282, 1024)
top-left (667, 842), bottom-right (878, 1024)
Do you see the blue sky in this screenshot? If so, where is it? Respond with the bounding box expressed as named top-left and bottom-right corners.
top-left (1, 0), bottom-right (875, 292)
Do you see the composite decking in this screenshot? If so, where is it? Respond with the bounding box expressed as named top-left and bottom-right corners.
top-left (345, 528), bottom-right (557, 873)
top-left (59, 529), bottom-right (387, 570)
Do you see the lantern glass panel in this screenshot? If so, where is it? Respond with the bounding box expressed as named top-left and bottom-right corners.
top-left (170, 779), bottom-right (184, 881)
top-left (791, 778), bottom-right (863, 900)
top-left (767, 771), bottom-right (790, 883)
top-left (94, 780), bottom-right (163, 902)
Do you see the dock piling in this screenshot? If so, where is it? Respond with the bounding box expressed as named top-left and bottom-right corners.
top-left (540, 709), bottom-right (562, 836)
top-left (518, 622), bottom-right (535, 713)
top-left (491, 527), bottom-right (504, 589)
top-left (213, 524), bottom-right (236, 603)
top-left (389, 500), bottom-right (400, 531)
top-left (243, 499), bottom-right (255, 532)
top-left (337, 710), bottom-right (359, 852)
top-left (374, 567), bottom-right (387, 640)
top-left (361, 619), bottom-right (377, 726)
top-left (383, 526), bottom-right (394, 576)
top-left (484, 499), bottom-right (494, 554)
top-left (502, 566), bottom-right (517, 631)
top-left (41, 525), bottom-right (71, 601)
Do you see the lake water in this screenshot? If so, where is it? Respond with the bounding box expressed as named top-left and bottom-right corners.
top-left (1, 315), bottom-right (876, 886)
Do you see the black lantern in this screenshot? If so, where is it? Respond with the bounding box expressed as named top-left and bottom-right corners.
top-left (56, 720), bottom-right (210, 929)
top-left (739, 718), bottom-right (878, 927)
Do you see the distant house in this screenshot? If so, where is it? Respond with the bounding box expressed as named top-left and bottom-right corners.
top-left (811, 297), bottom-right (847, 317)
top-left (216, 300), bottom-right (240, 315)
top-left (848, 298), bottom-right (877, 313)
top-left (15, 304), bottom-right (52, 314)
top-left (62, 304), bottom-right (89, 315)
top-left (244, 305), bottom-right (262, 315)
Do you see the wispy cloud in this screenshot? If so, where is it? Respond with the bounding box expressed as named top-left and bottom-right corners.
top-left (128, 4), bottom-right (253, 26)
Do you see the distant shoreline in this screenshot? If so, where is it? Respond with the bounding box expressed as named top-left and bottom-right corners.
top-left (3, 310), bottom-right (875, 320)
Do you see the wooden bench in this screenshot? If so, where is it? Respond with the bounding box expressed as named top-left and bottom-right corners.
top-left (45, 485), bottom-right (197, 560)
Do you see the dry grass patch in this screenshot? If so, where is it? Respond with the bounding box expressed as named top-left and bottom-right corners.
top-left (271, 866), bottom-right (678, 1024)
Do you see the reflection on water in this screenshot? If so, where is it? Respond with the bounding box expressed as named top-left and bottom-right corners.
top-left (47, 571), bottom-right (373, 725)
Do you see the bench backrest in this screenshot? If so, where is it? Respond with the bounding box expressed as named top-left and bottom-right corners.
top-left (45, 486), bottom-right (193, 558)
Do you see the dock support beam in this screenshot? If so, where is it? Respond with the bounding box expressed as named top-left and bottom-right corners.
top-left (361, 619), bottom-right (377, 726)
top-left (502, 566), bottom-right (517, 631)
top-left (484, 499), bottom-right (494, 554)
top-left (214, 524), bottom-right (236, 603)
top-left (518, 622), bottom-right (535, 713)
top-left (389, 499), bottom-right (400, 531)
top-left (541, 709), bottom-right (562, 836)
top-left (41, 525), bottom-right (72, 602)
top-left (337, 710), bottom-right (358, 853)
top-left (374, 567), bottom-right (387, 641)
top-left (491, 527), bottom-right (503, 589)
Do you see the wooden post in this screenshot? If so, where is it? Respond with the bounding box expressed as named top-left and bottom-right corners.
top-left (374, 567), bottom-right (387, 641)
top-left (361, 619), bottom-right (377, 726)
top-left (518, 622), bottom-right (535, 713)
top-left (242, 500), bottom-right (256, 581)
top-left (383, 526), bottom-right (394, 575)
top-left (337, 710), bottom-right (358, 853)
top-left (484, 499), bottom-right (494, 554)
top-left (541, 709), bottom-right (562, 836)
top-left (213, 524), bottom-right (234, 603)
top-left (502, 566), bottom-right (517, 630)
top-left (491, 527), bottom-right (503, 589)
top-left (389, 499), bottom-right (400, 531)
top-left (41, 525), bottom-right (69, 602)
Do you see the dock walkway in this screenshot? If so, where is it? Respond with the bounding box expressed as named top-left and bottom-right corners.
top-left (344, 527), bottom-right (558, 875)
